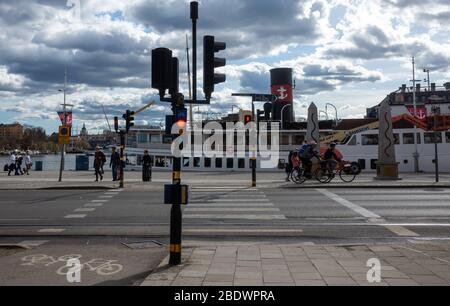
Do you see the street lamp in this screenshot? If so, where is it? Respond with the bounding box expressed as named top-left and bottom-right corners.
top-left (325, 103), bottom-right (338, 124)
top-left (319, 110), bottom-right (328, 121)
top-left (410, 56), bottom-right (422, 173)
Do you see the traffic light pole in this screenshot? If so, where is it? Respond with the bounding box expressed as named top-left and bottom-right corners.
top-left (251, 99), bottom-right (257, 187)
top-left (119, 131), bottom-right (125, 189)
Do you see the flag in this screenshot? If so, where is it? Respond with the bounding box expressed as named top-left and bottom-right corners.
top-left (57, 112), bottom-right (73, 126)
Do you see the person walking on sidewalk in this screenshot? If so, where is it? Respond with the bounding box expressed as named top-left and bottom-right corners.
top-left (24, 151), bottom-right (32, 175)
top-left (94, 146), bottom-right (106, 182)
top-left (8, 151), bottom-right (16, 176)
top-left (110, 146), bottom-right (120, 182)
top-left (285, 150), bottom-right (294, 182)
top-left (142, 150), bottom-right (152, 182)
top-left (16, 153), bottom-right (24, 175)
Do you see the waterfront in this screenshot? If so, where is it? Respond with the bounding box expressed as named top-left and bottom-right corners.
top-left (0, 154), bottom-right (94, 171)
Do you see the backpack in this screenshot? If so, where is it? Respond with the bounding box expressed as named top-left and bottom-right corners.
top-left (299, 145), bottom-right (310, 158)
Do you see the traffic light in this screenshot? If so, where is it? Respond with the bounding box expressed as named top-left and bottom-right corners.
top-left (203, 35), bottom-right (226, 100)
top-left (244, 114), bottom-right (252, 125)
top-left (175, 106), bottom-right (187, 134)
top-left (123, 110), bottom-right (135, 133)
top-left (152, 48), bottom-right (173, 99)
top-left (257, 110), bottom-right (265, 123)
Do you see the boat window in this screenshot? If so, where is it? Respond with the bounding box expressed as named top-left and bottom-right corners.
top-left (204, 158), bottom-right (211, 168)
top-left (238, 158), bottom-right (245, 169)
top-left (424, 132), bottom-right (442, 144)
top-left (446, 132), bottom-right (450, 143)
top-left (183, 157), bottom-right (190, 167)
top-left (362, 135), bottom-right (378, 146)
top-left (394, 134), bottom-right (400, 145)
top-left (347, 135), bottom-right (357, 146)
top-left (403, 133), bottom-right (414, 144)
top-left (358, 159), bottom-right (366, 170)
top-left (155, 156), bottom-right (166, 167)
top-left (215, 158), bottom-right (222, 168)
top-left (194, 157), bottom-right (201, 168)
top-left (370, 159), bottom-right (377, 170)
top-left (227, 158), bottom-right (234, 169)
top-left (281, 135), bottom-right (290, 146)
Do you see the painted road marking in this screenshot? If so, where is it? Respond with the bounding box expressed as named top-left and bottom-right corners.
top-left (183, 214), bottom-right (286, 220)
top-left (316, 189), bottom-right (380, 218)
top-left (184, 208), bottom-right (280, 212)
top-left (38, 229), bottom-right (66, 233)
top-left (84, 203), bottom-right (103, 207)
top-left (91, 200), bottom-right (108, 203)
top-left (64, 214), bottom-right (87, 219)
top-left (210, 199), bottom-right (270, 202)
top-left (188, 203), bottom-right (274, 207)
top-left (383, 225), bottom-right (420, 237)
top-left (18, 240), bottom-right (49, 247)
top-left (99, 196), bottom-right (114, 199)
top-left (184, 229), bottom-right (303, 233)
top-left (317, 189), bottom-right (420, 237)
top-left (74, 208), bottom-right (96, 212)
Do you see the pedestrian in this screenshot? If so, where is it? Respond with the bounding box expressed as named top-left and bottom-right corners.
top-left (94, 146), bottom-right (106, 182)
top-left (142, 150), bottom-right (152, 182)
top-left (16, 153), bottom-right (24, 175)
top-left (8, 151), bottom-right (16, 176)
top-left (24, 151), bottom-right (32, 175)
top-left (110, 147), bottom-right (121, 182)
top-left (285, 150), bottom-right (294, 182)
top-left (298, 141), bottom-right (321, 179)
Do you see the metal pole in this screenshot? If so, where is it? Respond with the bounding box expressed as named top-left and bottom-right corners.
top-left (119, 132), bottom-right (125, 188)
top-left (58, 67), bottom-right (67, 182)
top-left (412, 57), bottom-right (420, 172)
top-left (170, 102), bottom-right (183, 266)
top-left (434, 109), bottom-right (439, 182)
top-left (186, 34), bottom-right (193, 134)
top-left (251, 98), bottom-right (256, 187)
top-left (191, 2), bottom-right (197, 104)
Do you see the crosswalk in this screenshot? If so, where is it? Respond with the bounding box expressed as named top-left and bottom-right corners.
top-left (183, 186), bottom-right (286, 221)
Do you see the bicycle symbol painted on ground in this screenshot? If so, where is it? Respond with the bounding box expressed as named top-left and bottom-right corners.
top-left (21, 254), bottom-right (123, 276)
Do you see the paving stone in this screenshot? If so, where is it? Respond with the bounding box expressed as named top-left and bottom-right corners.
top-left (288, 266), bottom-right (319, 273)
top-left (324, 277), bottom-right (358, 286)
top-left (237, 261), bottom-right (262, 267)
top-left (294, 279), bottom-right (327, 286)
top-left (385, 278), bottom-right (420, 286)
top-left (141, 280), bottom-right (174, 286)
top-left (408, 275), bottom-right (449, 285)
top-left (235, 271), bottom-right (263, 280)
top-left (234, 279), bottom-right (264, 286)
top-left (291, 272), bottom-right (323, 280)
top-left (203, 282), bottom-right (234, 286)
top-left (204, 274), bottom-right (235, 282)
top-left (179, 270), bottom-right (208, 278)
top-left (172, 277), bottom-right (204, 286)
top-left (263, 275), bottom-right (293, 283)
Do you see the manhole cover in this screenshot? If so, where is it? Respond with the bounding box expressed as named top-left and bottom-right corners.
top-left (122, 240), bottom-right (164, 249)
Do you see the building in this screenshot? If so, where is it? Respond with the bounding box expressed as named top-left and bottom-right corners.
top-left (0, 123), bottom-right (24, 139)
top-left (366, 82), bottom-right (450, 119)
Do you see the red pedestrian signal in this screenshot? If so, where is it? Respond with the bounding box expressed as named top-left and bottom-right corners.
top-left (244, 115), bottom-right (252, 125)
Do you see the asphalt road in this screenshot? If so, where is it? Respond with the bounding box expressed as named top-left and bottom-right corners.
top-left (1, 186), bottom-right (450, 244)
top-left (2, 185), bottom-right (450, 285)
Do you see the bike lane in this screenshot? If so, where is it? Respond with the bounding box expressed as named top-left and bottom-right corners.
top-left (0, 238), bottom-right (167, 286)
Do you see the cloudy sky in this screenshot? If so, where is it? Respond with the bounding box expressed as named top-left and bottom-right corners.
top-left (0, 0), bottom-right (449, 134)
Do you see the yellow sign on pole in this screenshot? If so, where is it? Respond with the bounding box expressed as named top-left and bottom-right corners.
top-left (58, 125), bottom-right (71, 145)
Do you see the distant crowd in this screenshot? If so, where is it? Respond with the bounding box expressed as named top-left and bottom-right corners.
top-left (4, 150), bottom-right (33, 176)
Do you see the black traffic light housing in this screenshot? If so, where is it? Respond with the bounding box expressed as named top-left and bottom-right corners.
top-left (114, 116), bottom-right (119, 133)
top-left (152, 48), bottom-right (174, 99)
top-left (203, 35), bottom-right (226, 100)
top-left (123, 110), bottom-right (135, 133)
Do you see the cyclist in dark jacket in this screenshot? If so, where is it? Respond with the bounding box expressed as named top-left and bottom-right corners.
top-left (324, 142), bottom-right (341, 175)
top-left (299, 141), bottom-right (320, 179)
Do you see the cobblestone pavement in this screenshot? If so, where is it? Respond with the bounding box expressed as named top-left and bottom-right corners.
top-left (141, 242), bottom-right (450, 286)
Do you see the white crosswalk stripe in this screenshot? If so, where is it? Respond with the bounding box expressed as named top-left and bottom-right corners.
top-left (184, 187), bottom-right (286, 221)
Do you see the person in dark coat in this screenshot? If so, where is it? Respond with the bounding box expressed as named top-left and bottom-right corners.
top-left (94, 147), bottom-right (106, 181)
top-left (110, 147), bottom-right (121, 181)
top-left (285, 150), bottom-right (294, 182)
top-left (142, 150), bottom-right (152, 182)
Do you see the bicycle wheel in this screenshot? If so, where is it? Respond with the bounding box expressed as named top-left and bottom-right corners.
top-left (97, 263), bottom-right (123, 276)
top-left (315, 168), bottom-right (331, 183)
top-left (339, 166), bottom-right (357, 183)
top-left (291, 168), bottom-right (306, 184)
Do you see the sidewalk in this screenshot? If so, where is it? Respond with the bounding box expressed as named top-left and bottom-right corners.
top-left (0, 171), bottom-right (449, 190)
top-left (141, 242), bottom-right (450, 286)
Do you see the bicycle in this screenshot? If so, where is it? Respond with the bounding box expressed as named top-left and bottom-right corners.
top-left (290, 166), bottom-right (307, 184)
top-left (315, 160), bottom-right (361, 183)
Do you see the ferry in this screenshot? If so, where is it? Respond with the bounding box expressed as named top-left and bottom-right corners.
top-left (122, 83), bottom-right (450, 173)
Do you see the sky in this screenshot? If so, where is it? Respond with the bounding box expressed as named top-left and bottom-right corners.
top-left (0, 0), bottom-right (449, 135)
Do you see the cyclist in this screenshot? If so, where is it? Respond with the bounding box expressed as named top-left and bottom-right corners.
top-left (299, 141), bottom-right (320, 179)
top-left (323, 142), bottom-right (342, 177)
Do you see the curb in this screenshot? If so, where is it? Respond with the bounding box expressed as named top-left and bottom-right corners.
top-left (282, 184), bottom-right (450, 189)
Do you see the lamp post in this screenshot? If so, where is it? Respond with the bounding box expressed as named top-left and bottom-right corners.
top-left (325, 103), bottom-right (338, 125)
top-left (411, 57), bottom-right (421, 173)
top-left (319, 110), bottom-right (328, 121)
top-left (58, 67), bottom-right (67, 182)
top-left (423, 68), bottom-right (431, 91)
